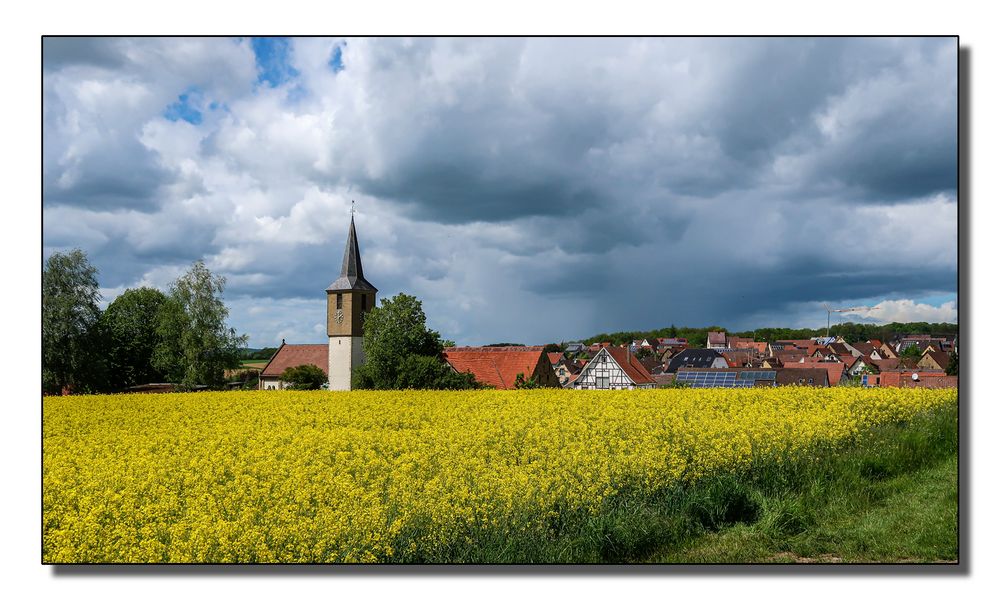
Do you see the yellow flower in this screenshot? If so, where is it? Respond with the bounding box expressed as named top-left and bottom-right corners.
top-left (43, 387), bottom-right (955, 562)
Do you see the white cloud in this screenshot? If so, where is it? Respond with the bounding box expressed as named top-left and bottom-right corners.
top-left (42, 37), bottom-right (958, 345)
top-left (867, 299), bottom-right (958, 324)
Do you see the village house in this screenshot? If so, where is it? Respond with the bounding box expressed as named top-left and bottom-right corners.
top-left (656, 338), bottom-right (689, 352)
top-left (572, 346), bottom-right (657, 390)
top-left (665, 348), bottom-right (730, 373)
top-left (629, 339), bottom-right (657, 353)
top-left (673, 368), bottom-right (778, 388)
top-left (548, 352), bottom-right (582, 386)
top-left (917, 348), bottom-right (952, 371)
top-left (845, 355), bottom-right (878, 378)
top-left (258, 343), bottom-right (329, 390)
top-left (875, 341), bottom-right (899, 359)
top-left (720, 349), bottom-right (755, 368)
top-left (775, 368), bottom-right (830, 387)
top-left (639, 356), bottom-right (664, 376)
top-left (443, 346), bottom-right (560, 389)
top-left (706, 331), bottom-right (728, 349)
top-left (879, 370), bottom-right (953, 388)
top-left (781, 361), bottom-right (846, 386)
top-left (898, 374), bottom-right (959, 389)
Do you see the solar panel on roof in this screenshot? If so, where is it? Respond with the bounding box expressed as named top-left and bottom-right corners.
top-left (738, 370), bottom-right (776, 381)
top-left (676, 371), bottom-right (740, 388)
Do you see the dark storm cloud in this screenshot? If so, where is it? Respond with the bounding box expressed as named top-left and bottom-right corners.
top-left (346, 37), bottom-right (956, 223)
top-left (43, 37), bottom-right (128, 69)
top-left (42, 139), bottom-right (170, 212)
top-left (364, 164), bottom-right (603, 224)
top-left (41, 37), bottom-right (958, 346)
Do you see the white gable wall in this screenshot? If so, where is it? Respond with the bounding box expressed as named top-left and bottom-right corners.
top-left (572, 348), bottom-right (655, 390)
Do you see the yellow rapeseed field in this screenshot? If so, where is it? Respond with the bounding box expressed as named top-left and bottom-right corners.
top-left (42, 387), bottom-right (955, 563)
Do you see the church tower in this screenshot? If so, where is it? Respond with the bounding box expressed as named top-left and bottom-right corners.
top-left (327, 215), bottom-right (377, 390)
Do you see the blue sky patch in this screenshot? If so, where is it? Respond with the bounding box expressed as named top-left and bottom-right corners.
top-left (163, 87), bottom-right (203, 124)
top-left (329, 43), bottom-right (345, 72)
top-left (252, 37), bottom-right (299, 87)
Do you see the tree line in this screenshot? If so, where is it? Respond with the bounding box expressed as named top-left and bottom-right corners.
top-left (581, 321), bottom-right (959, 349)
top-left (42, 249), bottom-right (247, 395)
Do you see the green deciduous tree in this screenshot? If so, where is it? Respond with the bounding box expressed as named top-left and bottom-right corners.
top-left (42, 249), bottom-right (105, 394)
top-left (353, 293), bottom-right (476, 390)
top-left (152, 261), bottom-right (247, 388)
top-left (279, 364), bottom-right (328, 390)
top-left (513, 372), bottom-right (539, 389)
top-left (946, 350), bottom-right (958, 376)
top-left (101, 287), bottom-right (168, 390)
top-left (394, 354), bottom-right (479, 390)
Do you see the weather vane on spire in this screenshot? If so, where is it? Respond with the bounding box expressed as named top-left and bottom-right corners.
top-left (350, 198), bottom-right (355, 217)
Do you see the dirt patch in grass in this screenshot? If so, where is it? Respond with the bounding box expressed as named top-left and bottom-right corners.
top-left (770, 552), bottom-right (843, 563)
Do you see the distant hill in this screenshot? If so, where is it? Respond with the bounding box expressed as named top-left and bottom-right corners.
top-left (241, 347), bottom-right (279, 360)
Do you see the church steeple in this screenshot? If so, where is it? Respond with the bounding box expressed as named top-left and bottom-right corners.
top-left (326, 214), bottom-right (377, 391)
top-left (327, 216), bottom-right (378, 293)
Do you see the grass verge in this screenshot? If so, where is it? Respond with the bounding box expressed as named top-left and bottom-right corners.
top-left (646, 403), bottom-right (959, 563)
top-left (408, 403), bottom-right (957, 563)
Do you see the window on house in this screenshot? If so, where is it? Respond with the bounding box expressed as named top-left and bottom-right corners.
top-left (597, 376), bottom-right (609, 389)
top-left (336, 293), bottom-right (342, 309)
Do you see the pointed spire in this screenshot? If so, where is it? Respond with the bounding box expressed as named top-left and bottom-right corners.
top-left (327, 215), bottom-right (377, 292)
top-left (340, 215), bottom-right (364, 280)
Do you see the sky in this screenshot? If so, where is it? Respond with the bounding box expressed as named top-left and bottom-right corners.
top-left (42, 37), bottom-right (958, 347)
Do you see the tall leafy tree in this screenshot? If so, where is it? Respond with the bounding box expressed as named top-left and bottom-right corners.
top-left (153, 261), bottom-right (247, 388)
top-left (945, 349), bottom-right (959, 376)
top-left (42, 249), bottom-right (104, 394)
top-left (101, 287), bottom-right (168, 390)
top-left (353, 293), bottom-right (476, 390)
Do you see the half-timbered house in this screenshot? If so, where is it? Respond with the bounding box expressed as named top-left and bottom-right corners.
top-left (571, 346), bottom-right (656, 390)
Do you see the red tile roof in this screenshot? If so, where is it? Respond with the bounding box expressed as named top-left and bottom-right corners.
top-left (775, 349), bottom-right (807, 362)
top-left (900, 375), bottom-right (958, 389)
top-left (547, 352), bottom-right (565, 365)
top-left (443, 346), bottom-right (549, 390)
top-left (839, 354), bottom-right (859, 369)
top-left (603, 346), bottom-right (657, 385)
top-left (721, 349), bottom-right (753, 367)
top-left (260, 344), bottom-right (329, 378)
top-left (707, 331), bottom-right (727, 345)
top-left (781, 361), bottom-right (845, 386)
top-left (777, 339), bottom-right (813, 348)
top-left (871, 357), bottom-right (920, 371)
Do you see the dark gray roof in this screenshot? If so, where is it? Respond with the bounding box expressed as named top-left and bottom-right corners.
top-left (666, 349), bottom-right (724, 373)
top-left (327, 216), bottom-right (378, 292)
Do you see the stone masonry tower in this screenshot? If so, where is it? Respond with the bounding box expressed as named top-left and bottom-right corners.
top-left (326, 216), bottom-right (377, 390)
